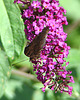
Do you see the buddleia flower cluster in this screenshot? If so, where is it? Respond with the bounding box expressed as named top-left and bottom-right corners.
top-left (14, 0), bottom-right (74, 96)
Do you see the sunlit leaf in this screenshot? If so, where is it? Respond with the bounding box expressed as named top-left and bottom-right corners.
top-left (0, 0), bottom-right (25, 60)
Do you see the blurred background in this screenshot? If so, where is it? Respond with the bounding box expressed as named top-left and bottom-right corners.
top-left (0, 0), bottom-right (80, 100)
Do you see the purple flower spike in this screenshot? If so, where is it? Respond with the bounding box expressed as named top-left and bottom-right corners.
top-left (14, 0), bottom-right (74, 96)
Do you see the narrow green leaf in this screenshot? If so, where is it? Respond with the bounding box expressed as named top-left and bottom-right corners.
top-left (0, 0), bottom-right (25, 60)
top-left (0, 50), bottom-right (11, 98)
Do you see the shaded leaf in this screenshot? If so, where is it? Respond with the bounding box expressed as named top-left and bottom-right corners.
top-left (1, 79), bottom-right (35, 100)
top-left (0, 50), bottom-right (11, 98)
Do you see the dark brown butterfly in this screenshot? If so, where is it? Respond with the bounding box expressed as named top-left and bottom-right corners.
top-left (24, 27), bottom-right (49, 61)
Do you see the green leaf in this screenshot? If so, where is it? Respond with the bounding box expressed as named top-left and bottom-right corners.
top-left (33, 90), bottom-right (44, 100)
top-left (12, 52), bottom-right (31, 68)
top-left (65, 49), bottom-right (80, 82)
top-left (66, 49), bottom-right (80, 68)
top-left (0, 0), bottom-right (25, 60)
top-left (59, 0), bottom-right (80, 20)
top-left (1, 79), bottom-right (35, 100)
top-left (0, 50), bottom-right (11, 98)
top-left (46, 91), bottom-right (55, 100)
top-left (2, 79), bottom-right (23, 100)
top-left (67, 27), bottom-right (80, 49)
top-left (33, 83), bottom-right (43, 89)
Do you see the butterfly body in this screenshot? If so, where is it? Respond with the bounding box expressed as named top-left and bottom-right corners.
top-left (24, 27), bottom-right (49, 61)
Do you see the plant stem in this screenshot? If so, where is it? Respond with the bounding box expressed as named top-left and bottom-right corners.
top-left (12, 69), bottom-right (39, 82)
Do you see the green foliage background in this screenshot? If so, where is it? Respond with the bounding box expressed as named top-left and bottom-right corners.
top-left (0, 0), bottom-right (80, 100)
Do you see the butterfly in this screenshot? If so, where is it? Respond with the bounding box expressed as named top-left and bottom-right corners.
top-left (24, 27), bottom-right (49, 61)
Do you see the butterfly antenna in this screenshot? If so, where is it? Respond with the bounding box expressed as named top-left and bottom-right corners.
top-left (12, 59), bottom-right (28, 66)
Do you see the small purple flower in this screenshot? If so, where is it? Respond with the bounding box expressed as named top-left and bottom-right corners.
top-left (48, 62), bottom-right (55, 70)
top-left (57, 54), bottom-right (64, 63)
top-left (43, 2), bottom-right (50, 9)
top-left (23, 9), bottom-right (33, 18)
top-left (31, 1), bottom-right (41, 8)
top-left (58, 71), bottom-right (67, 78)
top-left (68, 76), bottom-right (75, 83)
top-left (68, 86), bottom-right (73, 96)
top-left (42, 87), bottom-right (46, 92)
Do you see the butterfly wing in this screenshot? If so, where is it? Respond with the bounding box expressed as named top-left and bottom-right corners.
top-left (24, 27), bottom-right (49, 61)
